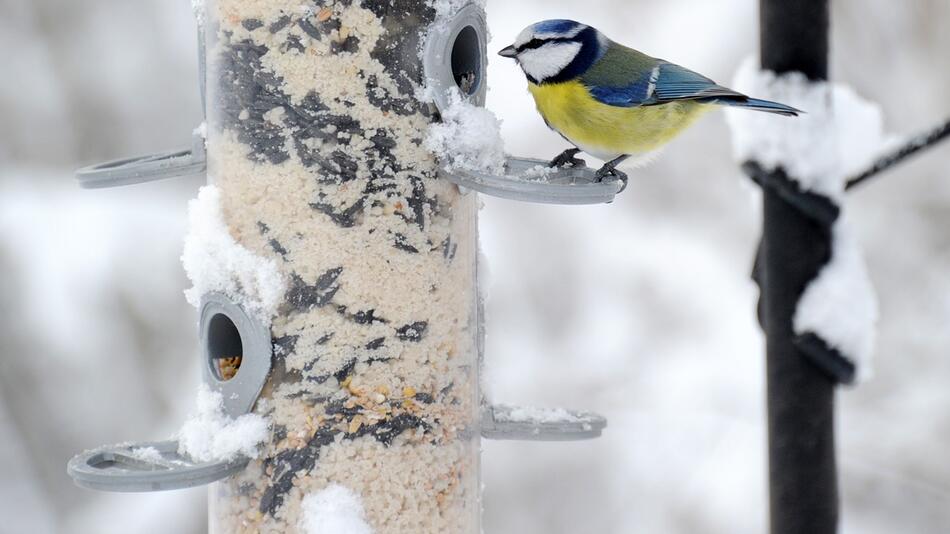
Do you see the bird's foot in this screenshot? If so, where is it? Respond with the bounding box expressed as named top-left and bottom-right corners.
top-left (548, 148), bottom-right (587, 169)
top-left (596, 158), bottom-right (630, 194)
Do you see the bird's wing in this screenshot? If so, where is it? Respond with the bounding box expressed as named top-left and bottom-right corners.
top-left (582, 48), bottom-right (746, 108)
top-left (648, 62), bottom-right (746, 103)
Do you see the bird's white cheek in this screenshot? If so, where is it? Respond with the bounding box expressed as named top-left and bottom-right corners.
top-left (518, 42), bottom-right (582, 82)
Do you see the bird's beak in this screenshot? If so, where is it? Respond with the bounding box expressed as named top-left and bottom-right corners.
top-left (498, 45), bottom-right (517, 58)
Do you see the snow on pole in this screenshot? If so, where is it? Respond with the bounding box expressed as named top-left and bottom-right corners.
top-left (743, 1), bottom-right (841, 533)
top-left (199, 1), bottom-right (484, 532)
top-left (726, 59), bottom-right (888, 383)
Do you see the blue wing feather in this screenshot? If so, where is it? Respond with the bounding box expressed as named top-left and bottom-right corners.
top-left (651, 63), bottom-right (744, 102)
top-left (585, 62), bottom-right (744, 107)
top-left (582, 56), bottom-right (801, 116)
top-left (587, 77), bottom-right (654, 107)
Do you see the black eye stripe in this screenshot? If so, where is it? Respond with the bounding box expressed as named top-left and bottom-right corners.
top-left (516, 37), bottom-right (576, 53)
top-left (517, 38), bottom-right (547, 51)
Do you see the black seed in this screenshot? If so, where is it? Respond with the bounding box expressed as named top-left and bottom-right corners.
top-left (324, 399), bottom-right (362, 418)
top-left (306, 374), bottom-right (331, 384)
top-left (366, 337), bottom-right (386, 350)
top-left (349, 413), bottom-right (430, 446)
top-left (242, 18), bottom-right (264, 31)
top-left (335, 150), bottom-right (359, 172)
top-left (396, 321), bottom-right (428, 342)
top-left (272, 335), bottom-right (299, 357)
top-left (440, 382), bottom-right (455, 397)
top-left (331, 36), bottom-right (360, 54)
top-left (440, 237), bottom-right (458, 260)
top-left (414, 392), bottom-right (435, 404)
top-left (371, 130), bottom-right (397, 149)
top-left (269, 238), bottom-right (289, 256)
top-left (365, 179), bottom-right (397, 194)
top-left (288, 92), bottom-right (331, 117)
top-left (348, 308), bottom-right (387, 325)
top-left (296, 113), bottom-right (364, 172)
top-left (365, 73), bottom-right (418, 117)
top-left (284, 268), bottom-right (343, 312)
top-left (321, 19), bottom-right (342, 33)
top-left (310, 197), bottom-right (366, 228)
top-left (401, 177), bottom-right (432, 230)
top-left (393, 233), bottom-right (419, 254)
top-left (269, 15), bottom-right (292, 33)
top-left (283, 34), bottom-right (307, 53)
top-left (333, 358), bottom-right (358, 382)
top-left (327, 114), bottom-right (363, 134)
top-left (260, 427), bottom-right (339, 516)
top-left (297, 18), bottom-right (322, 40)
top-left (313, 150), bottom-right (360, 182)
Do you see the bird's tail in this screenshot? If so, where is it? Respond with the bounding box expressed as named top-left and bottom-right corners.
top-left (705, 96), bottom-right (801, 117)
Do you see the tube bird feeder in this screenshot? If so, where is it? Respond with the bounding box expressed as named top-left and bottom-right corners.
top-left (69, 2), bottom-right (608, 533)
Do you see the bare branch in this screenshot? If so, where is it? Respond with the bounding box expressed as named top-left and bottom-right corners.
top-left (846, 118), bottom-right (950, 190)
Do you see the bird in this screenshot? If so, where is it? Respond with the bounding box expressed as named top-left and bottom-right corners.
top-left (498, 19), bottom-right (800, 191)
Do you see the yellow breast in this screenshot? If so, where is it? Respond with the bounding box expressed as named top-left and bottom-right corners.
top-left (527, 80), bottom-right (711, 159)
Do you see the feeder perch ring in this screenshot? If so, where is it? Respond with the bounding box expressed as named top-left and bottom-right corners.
top-left (67, 440), bottom-right (248, 493)
top-left (443, 157), bottom-right (624, 205)
top-left (480, 404), bottom-right (608, 441)
top-left (75, 127), bottom-right (207, 189)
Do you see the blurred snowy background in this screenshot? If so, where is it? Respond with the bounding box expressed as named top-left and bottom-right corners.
top-left (2, 0), bottom-right (949, 532)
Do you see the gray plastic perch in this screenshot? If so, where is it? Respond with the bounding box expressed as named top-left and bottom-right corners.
top-left (75, 128), bottom-right (207, 189)
top-left (67, 440), bottom-right (248, 493)
top-left (481, 404), bottom-right (608, 441)
top-left (444, 157), bottom-right (623, 205)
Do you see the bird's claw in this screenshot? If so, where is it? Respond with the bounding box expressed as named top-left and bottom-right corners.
top-left (595, 166), bottom-right (629, 194)
top-left (548, 149), bottom-right (587, 169)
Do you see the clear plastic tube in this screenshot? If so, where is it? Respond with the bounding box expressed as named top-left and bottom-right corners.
top-left (202, 1), bottom-right (482, 532)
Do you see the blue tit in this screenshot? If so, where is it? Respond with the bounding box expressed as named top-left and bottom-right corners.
top-left (498, 19), bottom-right (799, 189)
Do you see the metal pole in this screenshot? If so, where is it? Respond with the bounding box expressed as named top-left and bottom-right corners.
top-left (757, 1), bottom-right (838, 533)
top-left (202, 1), bottom-right (483, 532)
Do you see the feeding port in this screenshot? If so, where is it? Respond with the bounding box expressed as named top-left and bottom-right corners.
top-left (207, 314), bottom-right (242, 381)
top-left (452, 25), bottom-right (482, 96)
top-left (423, 4), bottom-right (488, 114)
top-left (199, 294), bottom-right (272, 419)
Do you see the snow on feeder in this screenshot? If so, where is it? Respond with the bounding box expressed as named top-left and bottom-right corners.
top-left (69, 1), bottom-right (607, 532)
